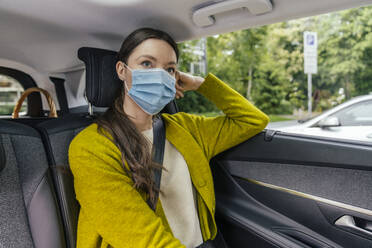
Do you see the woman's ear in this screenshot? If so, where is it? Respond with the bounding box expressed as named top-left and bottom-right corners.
top-left (116, 61), bottom-right (127, 81)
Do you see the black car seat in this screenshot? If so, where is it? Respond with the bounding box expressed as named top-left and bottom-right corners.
top-left (37, 115), bottom-right (93, 248)
top-left (36, 46), bottom-right (179, 248)
top-left (0, 120), bottom-right (66, 248)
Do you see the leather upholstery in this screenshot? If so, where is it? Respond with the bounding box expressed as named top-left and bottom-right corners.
top-left (51, 164), bottom-right (80, 248)
top-left (27, 172), bottom-right (66, 248)
top-left (0, 136), bottom-right (5, 173)
top-left (0, 119), bottom-right (40, 137)
top-left (37, 115), bottom-right (93, 248)
top-left (78, 47), bottom-right (121, 107)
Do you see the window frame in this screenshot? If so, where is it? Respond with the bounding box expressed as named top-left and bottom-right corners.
top-left (0, 66), bottom-right (43, 117)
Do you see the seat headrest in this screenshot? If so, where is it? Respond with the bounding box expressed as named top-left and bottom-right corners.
top-left (78, 47), bottom-right (122, 107)
top-left (0, 137), bottom-right (5, 173)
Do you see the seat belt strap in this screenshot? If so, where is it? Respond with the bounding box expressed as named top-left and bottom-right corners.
top-left (147, 116), bottom-right (165, 211)
top-left (50, 77), bottom-right (69, 115)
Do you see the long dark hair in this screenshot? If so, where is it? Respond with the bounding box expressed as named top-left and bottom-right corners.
top-left (95, 28), bottom-right (179, 206)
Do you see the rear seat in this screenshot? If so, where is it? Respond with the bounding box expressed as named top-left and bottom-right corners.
top-left (0, 120), bottom-right (66, 248)
top-left (0, 47), bottom-right (115, 248)
top-left (4, 46), bottom-right (179, 248)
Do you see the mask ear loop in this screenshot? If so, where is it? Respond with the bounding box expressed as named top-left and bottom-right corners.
top-left (121, 62), bottom-right (132, 93)
top-left (123, 80), bottom-right (130, 93)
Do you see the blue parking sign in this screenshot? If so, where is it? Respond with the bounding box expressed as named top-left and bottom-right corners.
top-left (307, 34), bottom-right (315, 46)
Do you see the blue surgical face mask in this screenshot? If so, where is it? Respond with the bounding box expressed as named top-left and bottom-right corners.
top-left (124, 64), bottom-right (177, 115)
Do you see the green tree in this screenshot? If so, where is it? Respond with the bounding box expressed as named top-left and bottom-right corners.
top-left (321, 7), bottom-right (372, 98)
top-left (176, 41), bottom-right (217, 113)
top-left (253, 52), bottom-right (292, 114)
top-left (230, 28), bottom-right (268, 99)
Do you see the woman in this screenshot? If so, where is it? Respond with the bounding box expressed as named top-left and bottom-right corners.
top-left (69, 28), bottom-right (269, 248)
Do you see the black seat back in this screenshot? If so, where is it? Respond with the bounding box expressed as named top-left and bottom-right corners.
top-left (37, 115), bottom-right (93, 248)
top-left (0, 120), bottom-right (66, 248)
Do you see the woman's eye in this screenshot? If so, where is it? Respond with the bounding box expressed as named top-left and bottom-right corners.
top-left (141, 61), bottom-right (152, 68)
top-left (167, 68), bottom-right (175, 74)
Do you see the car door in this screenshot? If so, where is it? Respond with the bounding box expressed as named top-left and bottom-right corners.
top-left (211, 130), bottom-right (372, 248)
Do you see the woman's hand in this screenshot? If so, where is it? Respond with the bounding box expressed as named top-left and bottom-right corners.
top-left (175, 71), bottom-right (204, 99)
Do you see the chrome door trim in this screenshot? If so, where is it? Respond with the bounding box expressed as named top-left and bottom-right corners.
top-left (242, 178), bottom-right (372, 217)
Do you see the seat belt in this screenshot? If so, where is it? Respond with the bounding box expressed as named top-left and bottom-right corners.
top-left (148, 117), bottom-right (229, 248)
top-left (50, 77), bottom-right (69, 115)
top-left (147, 116), bottom-right (166, 211)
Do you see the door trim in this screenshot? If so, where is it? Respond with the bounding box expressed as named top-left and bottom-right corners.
top-left (239, 177), bottom-right (372, 217)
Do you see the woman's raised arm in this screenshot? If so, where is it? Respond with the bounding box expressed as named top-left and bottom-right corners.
top-left (168, 73), bottom-right (269, 161)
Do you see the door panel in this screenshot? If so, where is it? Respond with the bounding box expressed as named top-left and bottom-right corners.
top-left (211, 131), bottom-right (372, 248)
top-left (226, 161), bottom-right (372, 211)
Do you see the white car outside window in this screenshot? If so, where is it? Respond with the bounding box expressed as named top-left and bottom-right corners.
top-left (272, 95), bottom-right (372, 143)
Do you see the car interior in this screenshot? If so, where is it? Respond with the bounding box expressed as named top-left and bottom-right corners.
top-left (1, 0), bottom-right (372, 248)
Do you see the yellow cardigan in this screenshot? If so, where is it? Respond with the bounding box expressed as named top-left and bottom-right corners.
top-left (68, 73), bottom-right (269, 248)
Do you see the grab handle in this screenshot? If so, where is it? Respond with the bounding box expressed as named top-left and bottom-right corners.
top-left (193, 0), bottom-right (273, 27)
top-left (335, 215), bottom-right (372, 238)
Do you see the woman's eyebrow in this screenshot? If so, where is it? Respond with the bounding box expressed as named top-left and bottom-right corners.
top-left (136, 55), bottom-right (176, 65)
top-left (136, 55), bottom-right (157, 61)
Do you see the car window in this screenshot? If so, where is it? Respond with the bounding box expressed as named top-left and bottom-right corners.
top-left (332, 100), bottom-right (372, 126)
top-left (176, 6), bottom-right (372, 143)
top-left (0, 74), bottom-right (26, 116)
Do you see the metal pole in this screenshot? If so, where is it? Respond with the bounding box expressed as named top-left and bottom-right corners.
top-left (203, 37), bottom-right (207, 75)
top-left (307, 73), bottom-right (312, 116)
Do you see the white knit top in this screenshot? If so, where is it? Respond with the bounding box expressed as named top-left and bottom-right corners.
top-left (142, 128), bottom-right (203, 248)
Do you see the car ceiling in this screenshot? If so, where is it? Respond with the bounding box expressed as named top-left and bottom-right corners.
top-left (0, 0), bottom-right (372, 74)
